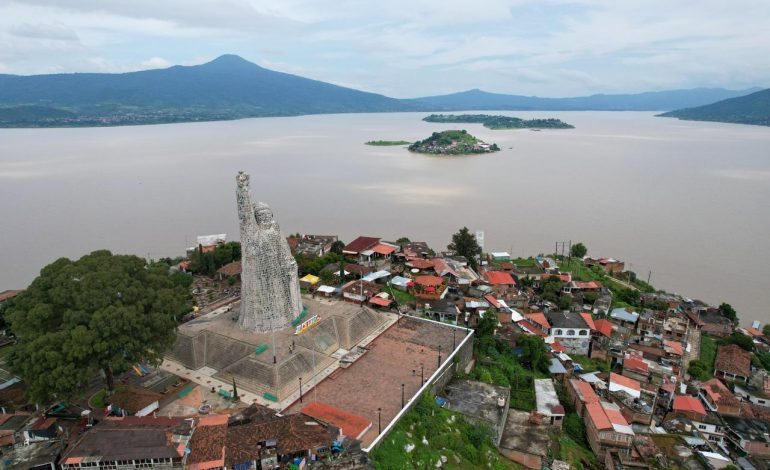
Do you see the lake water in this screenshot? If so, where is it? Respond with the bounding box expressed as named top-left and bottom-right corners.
top-left (2, 111), bottom-right (770, 324)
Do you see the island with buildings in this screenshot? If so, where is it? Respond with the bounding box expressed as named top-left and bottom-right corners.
top-left (423, 113), bottom-right (575, 129)
top-left (408, 129), bottom-right (500, 155)
top-left (1, 173), bottom-right (769, 469)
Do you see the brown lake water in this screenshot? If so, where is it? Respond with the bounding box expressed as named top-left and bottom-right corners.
top-left (2, 111), bottom-right (769, 323)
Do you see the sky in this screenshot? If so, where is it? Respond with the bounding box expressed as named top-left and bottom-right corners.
top-left (0, 0), bottom-right (769, 97)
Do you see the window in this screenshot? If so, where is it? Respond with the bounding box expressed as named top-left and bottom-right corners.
top-left (567, 330), bottom-right (575, 336)
top-left (554, 329), bottom-right (562, 335)
top-left (698, 425), bottom-right (707, 430)
top-left (578, 330), bottom-right (587, 336)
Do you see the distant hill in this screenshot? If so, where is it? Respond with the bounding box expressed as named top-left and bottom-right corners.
top-left (658, 88), bottom-right (770, 126)
top-left (0, 54), bottom-right (422, 127)
top-left (413, 87), bottom-right (762, 112)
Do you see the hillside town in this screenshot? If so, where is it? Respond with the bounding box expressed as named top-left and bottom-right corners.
top-left (0, 188), bottom-right (768, 469)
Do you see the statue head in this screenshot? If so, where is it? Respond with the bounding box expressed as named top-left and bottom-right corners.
top-left (236, 171), bottom-right (250, 189)
top-left (253, 202), bottom-right (275, 227)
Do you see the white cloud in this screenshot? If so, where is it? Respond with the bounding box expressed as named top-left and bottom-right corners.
top-left (141, 56), bottom-right (170, 69)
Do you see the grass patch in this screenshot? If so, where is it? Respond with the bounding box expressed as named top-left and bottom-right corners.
top-left (389, 288), bottom-right (416, 306)
top-left (700, 334), bottom-right (717, 374)
top-left (570, 354), bottom-right (611, 373)
top-left (557, 435), bottom-right (599, 470)
top-left (511, 257), bottom-right (537, 267)
top-left (90, 389), bottom-right (107, 409)
top-left (370, 393), bottom-right (523, 469)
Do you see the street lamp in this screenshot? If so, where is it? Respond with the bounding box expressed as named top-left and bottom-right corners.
top-left (298, 377), bottom-right (303, 404)
top-left (401, 383), bottom-right (405, 409)
top-left (420, 364), bottom-right (424, 387)
top-left (452, 328), bottom-right (456, 350)
top-left (377, 407), bottom-right (382, 434)
top-left (438, 345), bottom-right (442, 368)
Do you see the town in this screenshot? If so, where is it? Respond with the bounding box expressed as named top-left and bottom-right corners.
top-left (0, 174), bottom-right (766, 470)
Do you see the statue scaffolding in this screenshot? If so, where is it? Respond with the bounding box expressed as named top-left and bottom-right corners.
top-left (235, 171), bottom-right (303, 332)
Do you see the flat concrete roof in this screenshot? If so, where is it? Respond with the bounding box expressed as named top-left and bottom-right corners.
top-left (535, 379), bottom-right (564, 417)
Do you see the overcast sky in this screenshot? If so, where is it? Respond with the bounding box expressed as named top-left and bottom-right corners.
top-left (1, 0), bottom-right (769, 97)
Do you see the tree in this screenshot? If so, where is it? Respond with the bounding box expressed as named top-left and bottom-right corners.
top-left (720, 333), bottom-right (754, 351)
top-left (718, 303), bottom-right (738, 323)
top-left (447, 227), bottom-right (481, 271)
top-left (330, 240), bottom-right (345, 255)
top-left (395, 237), bottom-right (411, 247)
top-left (6, 250), bottom-right (190, 404)
top-left (516, 335), bottom-right (550, 373)
top-left (687, 360), bottom-right (710, 381)
top-left (570, 242), bottom-right (587, 259)
top-left (476, 311), bottom-right (498, 339)
top-left (764, 324), bottom-right (770, 338)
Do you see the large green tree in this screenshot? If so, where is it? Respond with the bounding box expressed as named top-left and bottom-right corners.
top-left (516, 334), bottom-right (551, 373)
top-left (718, 303), bottom-right (738, 323)
top-left (570, 242), bottom-right (587, 259)
top-left (6, 250), bottom-right (190, 404)
top-left (447, 227), bottom-right (482, 271)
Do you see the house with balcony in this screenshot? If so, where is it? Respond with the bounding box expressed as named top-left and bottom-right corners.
top-left (584, 401), bottom-right (635, 460)
top-left (714, 344), bottom-right (751, 384)
top-left (546, 311), bottom-right (592, 355)
top-left (699, 378), bottom-right (742, 417)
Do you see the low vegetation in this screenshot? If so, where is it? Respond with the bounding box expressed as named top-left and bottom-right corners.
top-left (370, 393), bottom-right (522, 469)
top-left (365, 140), bottom-right (412, 146)
top-left (423, 114), bottom-right (574, 129)
top-left (408, 130), bottom-right (499, 154)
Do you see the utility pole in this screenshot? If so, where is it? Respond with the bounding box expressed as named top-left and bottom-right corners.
top-left (647, 270), bottom-right (652, 285)
top-left (401, 383), bottom-right (405, 409)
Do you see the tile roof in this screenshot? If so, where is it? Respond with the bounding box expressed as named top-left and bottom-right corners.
top-left (571, 379), bottom-right (599, 404)
top-left (701, 378), bottom-right (738, 405)
top-left (593, 319), bottom-right (614, 337)
top-left (585, 402), bottom-right (612, 430)
top-left (0, 290), bottom-right (23, 302)
top-left (342, 236), bottom-right (380, 254)
top-left (623, 357), bottom-right (649, 374)
top-left (301, 402), bottom-right (371, 440)
top-left (225, 414), bottom-right (335, 468)
top-left (414, 275), bottom-right (443, 286)
top-left (368, 296), bottom-right (392, 307)
top-left (525, 313), bottom-right (551, 331)
top-left (105, 386), bottom-right (162, 414)
top-left (580, 313), bottom-right (596, 331)
top-left (187, 415), bottom-right (228, 469)
top-left (572, 281), bottom-right (603, 290)
top-left (372, 244), bottom-right (396, 255)
top-left (217, 260), bottom-right (241, 277)
top-left (610, 372), bottom-right (641, 392)
top-left (673, 395), bottom-right (707, 416)
top-left (516, 320), bottom-right (548, 337)
top-left (484, 271), bottom-right (515, 285)
top-left (663, 340), bottom-right (684, 356)
top-left (714, 344), bottom-right (751, 378)
top-left (407, 259), bottom-right (435, 270)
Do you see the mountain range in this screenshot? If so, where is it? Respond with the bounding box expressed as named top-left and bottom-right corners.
top-left (0, 54), bottom-right (765, 127)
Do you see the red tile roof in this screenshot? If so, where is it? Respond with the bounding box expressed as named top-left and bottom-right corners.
top-left (0, 290), bottom-right (23, 302)
top-left (368, 296), bottom-right (392, 307)
top-left (187, 415), bottom-right (228, 469)
top-left (217, 260), bottom-right (242, 277)
top-left (372, 244), bottom-right (396, 255)
top-left (414, 275), bottom-right (443, 286)
top-left (408, 259), bottom-right (435, 270)
top-left (714, 344), bottom-right (751, 378)
top-left (484, 295), bottom-right (500, 308)
top-left (603, 404), bottom-right (629, 426)
top-left (573, 281), bottom-right (602, 290)
top-left (301, 402), bottom-right (371, 440)
top-left (571, 380), bottom-right (599, 404)
top-left (516, 320), bottom-right (548, 337)
top-left (593, 319), bottom-right (613, 337)
top-left (663, 340), bottom-right (684, 356)
top-left (484, 271), bottom-right (516, 285)
top-left (623, 357), bottom-right (649, 374)
top-left (580, 313), bottom-right (596, 331)
top-left (610, 372), bottom-right (641, 391)
top-left (525, 313), bottom-right (550, 331)
top-left (672, 395), bottom-right (707, 416)
top-left (585, 402), bottom-right (612, 430)
top-left (550, 342), bottom-right (566, 353)
top-left (343, 236), bottom-right (380, 254)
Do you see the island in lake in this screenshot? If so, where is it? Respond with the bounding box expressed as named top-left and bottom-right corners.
top-left (423, 114), bottom-right (574, 129)
top-left (408, 130), bottom-right (499, 155)
top-left (365, 140), bottom-right (412, 146)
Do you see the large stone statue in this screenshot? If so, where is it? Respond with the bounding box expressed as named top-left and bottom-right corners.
top-left (236, 172), bottom-right (302, 331)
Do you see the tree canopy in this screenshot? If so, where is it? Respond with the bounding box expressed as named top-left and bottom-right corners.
top-left (516, 335), bottom-right (551, 373)
top-left (447, 227), bottom-right (481, 270)
top-left (570, 242), bottom-right (587, 259)
top-left (719, 332), bottom-right (754, 351)
top-left (718, 303), bottom-right (738, 323)
top-left (6, 250), bottom-right (190, 404)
